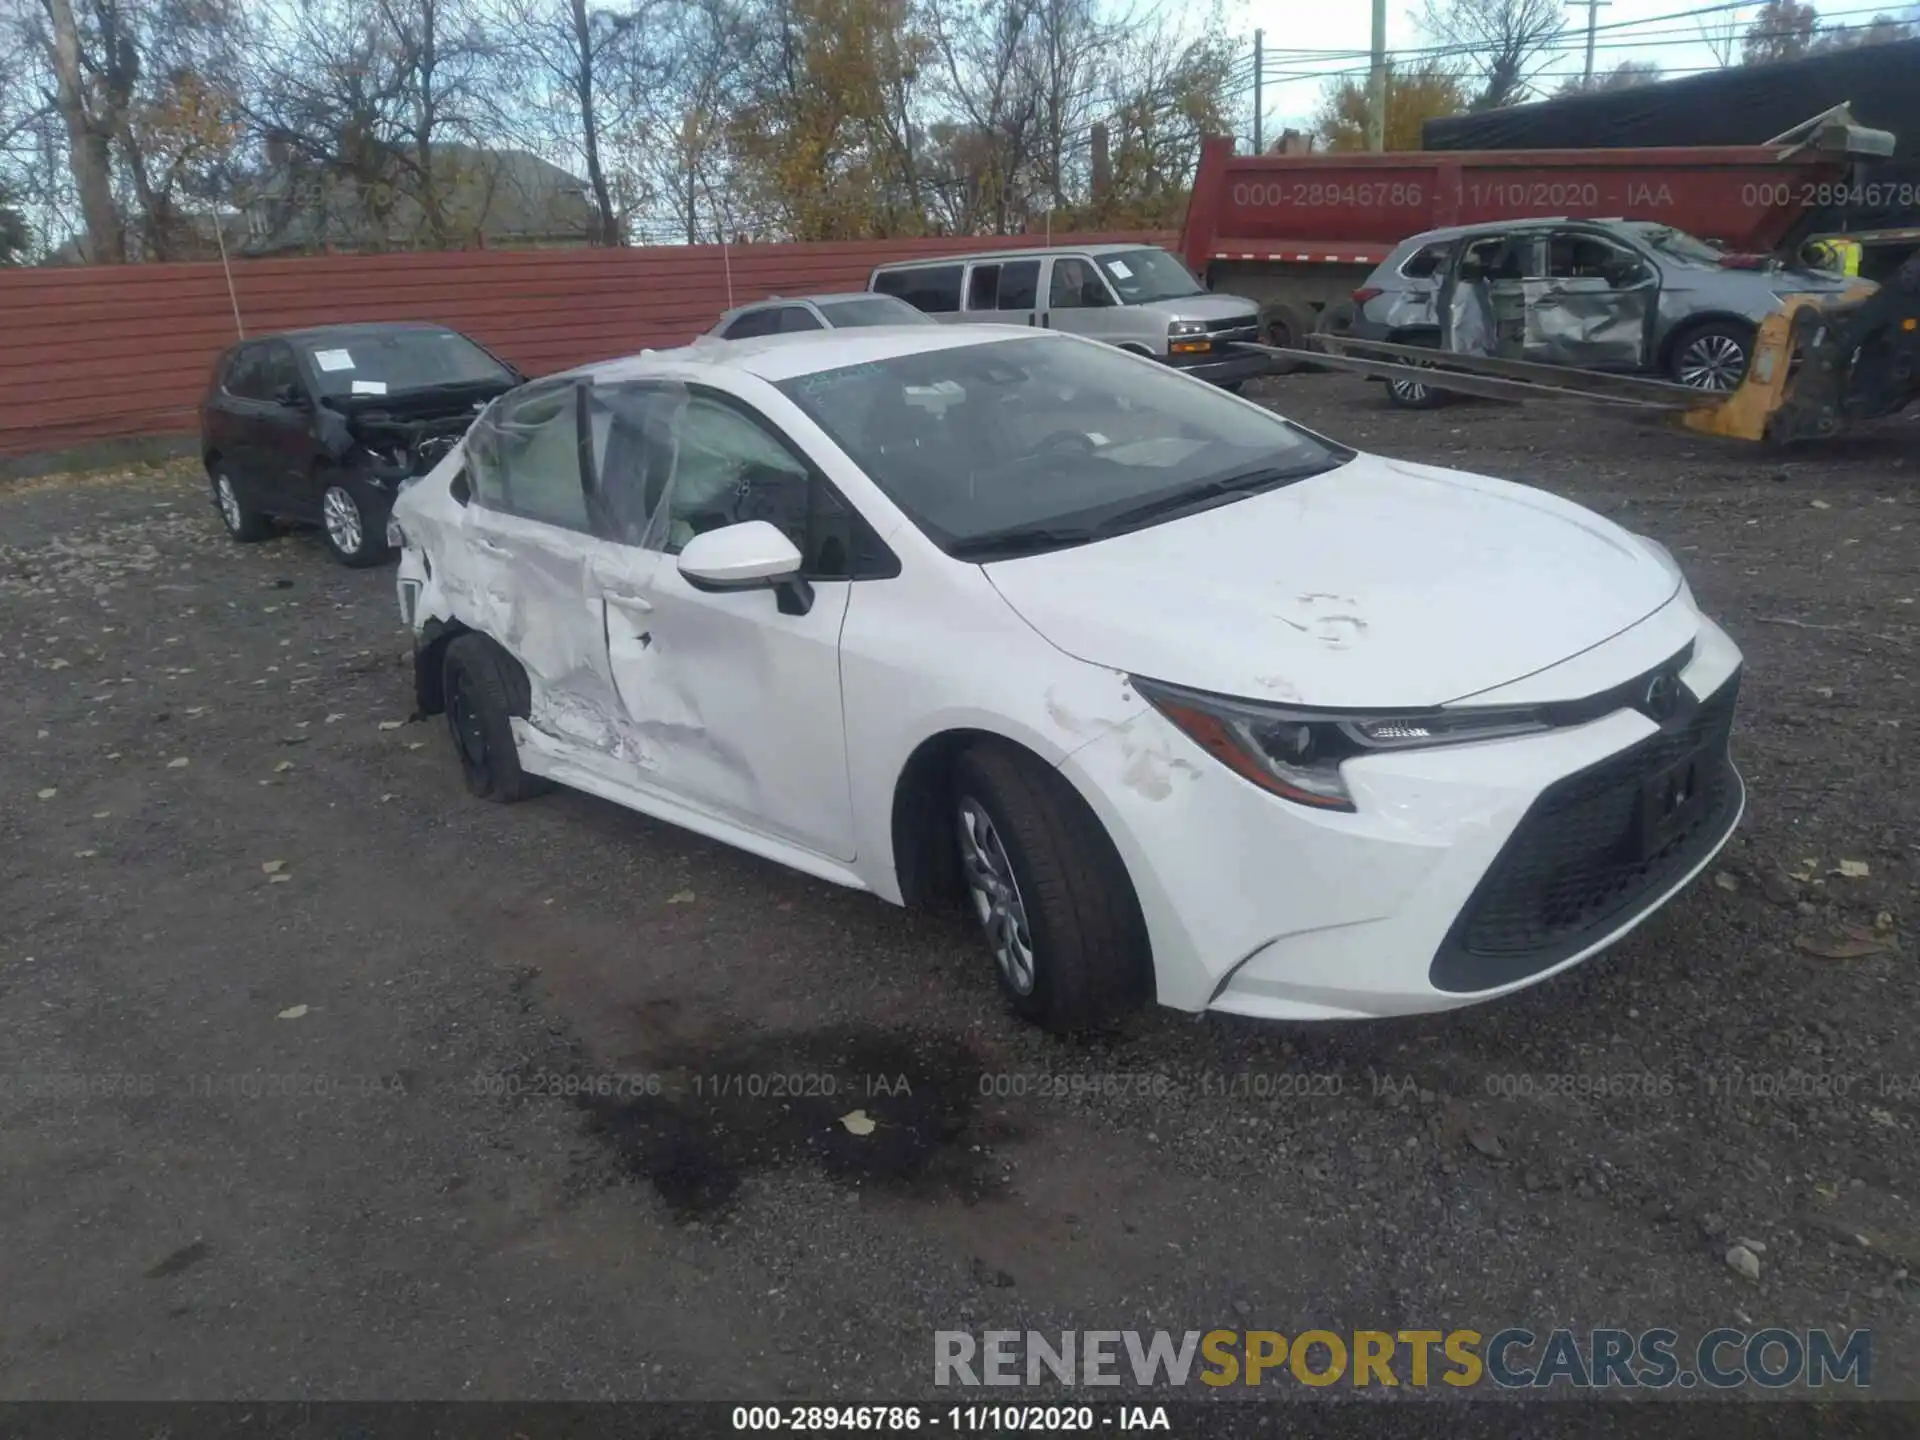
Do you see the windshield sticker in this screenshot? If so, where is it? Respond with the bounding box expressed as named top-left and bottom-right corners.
top-left (313, 348), bottom-right (354, 372)
top-left (1107, 259), bottom-right (1133, 279)
top-left (794, 362), bottom-right (886, 398)
top-left (351, 379), bottom-right (388, 395)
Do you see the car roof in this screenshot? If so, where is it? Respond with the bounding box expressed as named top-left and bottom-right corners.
top-left (1395, 217), bottom-right (1637, 247)
top-left (245, 321), bottom-right (465, 347)
top-left (562, 324), bottom-right (1049, 387)
top-left (728, 293), bottom-right (898, 311)
top-left (871, 242), bottom-right (1156, 270)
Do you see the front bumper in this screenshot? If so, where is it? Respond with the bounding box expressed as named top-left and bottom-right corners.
top-left (1056, 610), bottom-right (1745, 1020)
top-left (1165, 347), bottom-right (1271, 386)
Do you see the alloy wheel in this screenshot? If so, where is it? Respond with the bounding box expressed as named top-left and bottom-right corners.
top-left (957, 797), bottom-right (1036, 996)
top-left (1676, 334), bottom-right (1747, 391)
top-left (323, 486), bottom-right (364, 556)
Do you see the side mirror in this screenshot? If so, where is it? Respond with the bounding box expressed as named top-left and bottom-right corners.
top-left (677, 520), bottom-right (813, 615)
top-left (677, 519), bottom-right (803, 590)
top-left (275, 382), bottom-right (309, 409)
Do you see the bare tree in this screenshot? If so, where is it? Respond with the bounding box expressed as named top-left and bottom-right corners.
top-left (1696, 7), bottom-right (1742, 66)
top-left (245, 0), bottom-right (496, 250)
top-left (489, 0), bottom-right (673, 243)
top-left (1416, 0), bottom-right (1566, 109)
top-left (37, 0), bottom-right (135, 259)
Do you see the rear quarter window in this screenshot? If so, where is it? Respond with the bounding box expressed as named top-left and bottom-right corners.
top-left (874, 265), bottom-right (963, 314)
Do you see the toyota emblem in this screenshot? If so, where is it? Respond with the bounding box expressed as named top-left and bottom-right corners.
top-left (1643, 671), bottom-right (1681, 721)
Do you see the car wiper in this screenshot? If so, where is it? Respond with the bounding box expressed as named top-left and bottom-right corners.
top-left (1092, 462), bottom-right (1336, 534)
top-left (946, 526), bottom-right (1103, 561)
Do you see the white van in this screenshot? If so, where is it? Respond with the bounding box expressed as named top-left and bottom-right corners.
top-left (868, 245), bottom-right (1267, 389)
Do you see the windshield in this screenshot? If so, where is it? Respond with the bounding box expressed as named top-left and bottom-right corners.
top-left (818, 296), bottom-right (934, 327)
top-left (774, 336), bottom-right (1349, 559)
top-left (1623, 224), bottom-right (1725, 267)
top-left (302, 330), bottom-right (514, 400)
top-left (1097, 248), bottom-right (1206, 304)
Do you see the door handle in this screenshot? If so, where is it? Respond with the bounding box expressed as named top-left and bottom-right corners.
top-left (603, 589), bottom-right (653, 614)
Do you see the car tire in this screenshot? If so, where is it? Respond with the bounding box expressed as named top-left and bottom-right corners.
top-left (320, 482), bottom-right (390, 568)
top-left (1667, 319), bottom-right (1754, 393)
top-left (951, 742), bottom-right (1151, 1032)
top-left (210, 464), bottom-right (272, 543)
top-left (441, 635), bottom-right (551, 804)
top-left (1384, 334), bottom-right (1450, 410)
top-left (1259, 300), bottom-right (1313, 376)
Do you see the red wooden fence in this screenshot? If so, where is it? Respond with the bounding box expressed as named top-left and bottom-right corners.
top-left (0, 231), bottom-right (1173, 459)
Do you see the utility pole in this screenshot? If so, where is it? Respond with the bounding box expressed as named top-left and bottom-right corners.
top-left (1253, 29), bottom-right (1263, 153)
top-left (1366, 0), bottom-right (1387, 152)
top-left (1572, 0), bottom-right (1612, 88)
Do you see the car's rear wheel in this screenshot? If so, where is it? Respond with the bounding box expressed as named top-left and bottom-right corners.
top-left (1384, 334), bottom-right (1450, 410)
top-left (321, 483), bottom-right (389, 568)
top-left (951, 743), bottom-right (1150, 1032)
top-left (441, 636), bottom-right (550, 803)
top-left (1668, 320), bottom-right (1754, 393)
top-left (210, 465), bottom-right (272, 543)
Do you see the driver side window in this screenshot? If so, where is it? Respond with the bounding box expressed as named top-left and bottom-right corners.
top-left (660, 397), bottom-right (812, 556)
top-left (1048, 257), bottom-right (1108, 309)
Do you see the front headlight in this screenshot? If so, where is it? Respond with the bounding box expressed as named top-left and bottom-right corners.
top-left (1133, 676), bottom-right (1550, 812)
top-left (386, 515), bottom-right (407, 549)
top-left (1168, 320), bottom-right (1207, 338)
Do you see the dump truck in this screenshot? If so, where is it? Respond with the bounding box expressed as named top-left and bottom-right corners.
top-left (1178, 106), bottom-right (1894, 354)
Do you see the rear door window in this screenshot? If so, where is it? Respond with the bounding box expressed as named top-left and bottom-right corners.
top-left (777, 306), bottom-right (825, 333)
top-left (966, 264), bottom-right (1001, 311)
top-left (997, 260), bottom-right (1040, 310)
top-left (468, 382), bottom-right (590, 531)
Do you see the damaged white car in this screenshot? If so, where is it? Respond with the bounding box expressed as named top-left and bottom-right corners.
top-left (391, 325), bottom-right (1744, 1030)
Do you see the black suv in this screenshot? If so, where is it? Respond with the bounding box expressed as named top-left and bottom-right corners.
top-left (199, 322), bottom-right (523, 566)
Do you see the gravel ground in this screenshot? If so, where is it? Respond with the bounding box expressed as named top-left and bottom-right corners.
top-left (2, 375), bottom-right (1916, 1405)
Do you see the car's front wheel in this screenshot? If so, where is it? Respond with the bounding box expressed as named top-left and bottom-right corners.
top-left (441, 636), bottom-right (551, 803)
top-left (210, 464), bottom-right (272, 543)
top-left (320, 483), bottom-right (390, 568)
top-left (952, 743), bottom-right (1151, 1032)
top-left (1668, 320), bottom-right (1754, 393)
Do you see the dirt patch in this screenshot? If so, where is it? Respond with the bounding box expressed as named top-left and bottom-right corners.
top-left (578, 1027), bottom-right (1011, 1218)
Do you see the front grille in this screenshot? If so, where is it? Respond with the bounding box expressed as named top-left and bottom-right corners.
top-left (1202, 314), bottom-right (1260, 343)
top-left (1429, 673), bottom-right (1743, 993)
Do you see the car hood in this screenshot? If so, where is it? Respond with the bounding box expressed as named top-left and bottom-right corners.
top-left (1134, 292), bottom-right (1259, 321)
top-left (981, 454), bottom-right (1680, 709)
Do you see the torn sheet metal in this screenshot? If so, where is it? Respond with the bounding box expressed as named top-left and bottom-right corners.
top-left (1446, 281), bottom-right (1500, 357)
top-left (1521, 280), bottom-right (1652, 370)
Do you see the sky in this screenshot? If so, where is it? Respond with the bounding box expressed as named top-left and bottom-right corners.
top-left (1230, 0), bottom-right (1900, 138)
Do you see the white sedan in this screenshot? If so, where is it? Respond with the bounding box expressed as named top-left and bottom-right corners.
top-left (391, 324), bottom-right (1744, 1030)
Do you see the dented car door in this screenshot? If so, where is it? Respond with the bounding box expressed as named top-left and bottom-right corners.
top-left (459, 380), bottom-right (631, 755)
top-left (586, 382), bottom-right (858, 862)
top-left (1520, 230), bottom-right (1658, 372)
